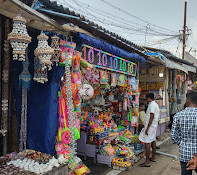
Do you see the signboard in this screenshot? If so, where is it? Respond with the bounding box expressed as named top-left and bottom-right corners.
top-left (81, 44), bottom-right (137, 76)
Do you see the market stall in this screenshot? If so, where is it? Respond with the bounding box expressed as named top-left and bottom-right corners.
top-left (73, 43), bottom-right (145, 169)
top-left (0, 12), bottom-right (149, 174)
top-left (139, 64), bottom-right (169, 136)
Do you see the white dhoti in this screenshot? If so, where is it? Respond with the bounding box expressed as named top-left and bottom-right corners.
top-left (139, 126), bottom-right (157, 143)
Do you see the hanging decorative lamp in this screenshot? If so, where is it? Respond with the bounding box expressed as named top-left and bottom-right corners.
top-left (51, 35), bottom-right (61, 66)
top-left (33, 57), bottom-right (48, 84)
top-left (34, 32), bottom-right (54, 71)
top-left (8, 14), bottom-right (31, 61)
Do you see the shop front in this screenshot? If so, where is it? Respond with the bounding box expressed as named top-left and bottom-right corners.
top-left (0, 5), bottom-right (150, 173)
top-left (75, 41), bottom-right (143, 168)
top-left (139, 61), bottom-right (169, 137)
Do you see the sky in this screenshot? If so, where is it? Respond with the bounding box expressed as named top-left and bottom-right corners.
top-left (56, 0), bottom-right (197, 58)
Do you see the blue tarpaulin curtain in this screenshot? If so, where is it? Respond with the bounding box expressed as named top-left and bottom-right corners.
top-left (13, 29), bottom-right (64, 155)
top-left (74, 33), bottom-right (147, 63)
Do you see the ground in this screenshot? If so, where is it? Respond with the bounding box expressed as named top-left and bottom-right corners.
top-left (118, 139), bottom-right (181, 175)
top-left (83, 138), bottom-right (196, 175)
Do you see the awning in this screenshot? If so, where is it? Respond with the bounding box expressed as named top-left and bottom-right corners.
top-left (164, 57), bottom-right (188, 73)
top-left (182, 64), bottom-right (196, 73)
top-left (145, 52), bottom-right (165, 65)
top-left (75, 33), bottom-right (147, 63)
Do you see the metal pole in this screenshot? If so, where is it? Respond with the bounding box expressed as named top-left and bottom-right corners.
top-left (156, 150), bottom-right (178, 160)
top-left (182, 1), bottom-right (187, 60)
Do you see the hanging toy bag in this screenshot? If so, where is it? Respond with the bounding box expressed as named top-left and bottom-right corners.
top-left (71, 53), bottom-right (82, 112)
top-left (58, 96), bottom-right (70, 144)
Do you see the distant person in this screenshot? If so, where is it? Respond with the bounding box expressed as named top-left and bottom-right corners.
top-left (139, 93), bottom-right (160, 167)
top-left (171, 91), bottom-right (197, 175)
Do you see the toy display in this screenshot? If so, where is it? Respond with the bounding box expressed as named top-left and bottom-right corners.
top-left (112, 158), bottom-right (131, 168)
top-left (69, 157), bottom-right (90, 175)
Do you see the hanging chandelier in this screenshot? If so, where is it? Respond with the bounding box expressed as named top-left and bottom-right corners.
top-left (8, 14), bottom-right (31, 61)
top-left (51, 35), bottom-right (61, 66)
top-left (34, 32), bottom-right (54, 71)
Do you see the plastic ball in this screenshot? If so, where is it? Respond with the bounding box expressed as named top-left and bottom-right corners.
top-left (79, 84), bottom-right (94, 100)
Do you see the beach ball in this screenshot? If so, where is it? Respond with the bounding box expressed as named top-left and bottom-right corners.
top-left (79, 84), bottom-right (94, 100)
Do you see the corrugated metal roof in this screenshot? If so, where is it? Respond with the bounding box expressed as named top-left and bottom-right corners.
top-left (185, 52), bottom-right (197, 67)
top-left (145, 47), bottom-right (196, 67)
top-left (38, 0), bottom-right (148, 57)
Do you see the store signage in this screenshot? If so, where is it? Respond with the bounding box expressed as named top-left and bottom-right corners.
top-left (81, 44), bottom-right (137, 76)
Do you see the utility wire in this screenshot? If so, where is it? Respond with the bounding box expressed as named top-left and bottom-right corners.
top-left (71, 0), bottom-right (177, 35)
top-left (101, 0), bottom-right (177, 34)
top-left (64, 0), bottom-right (178, 36)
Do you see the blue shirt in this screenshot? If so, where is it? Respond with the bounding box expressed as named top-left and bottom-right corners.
top-left (171, 107), bottom-right (197, 162)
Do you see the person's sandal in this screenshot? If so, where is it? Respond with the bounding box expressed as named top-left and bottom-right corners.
top-left (150, 158), bottom-right (156, 162)
top-left (139, 163), bottom-right (151, 167)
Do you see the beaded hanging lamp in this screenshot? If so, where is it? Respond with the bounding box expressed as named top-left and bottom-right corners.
top-left (34, 32), bottom-right (54, 71)
top-left (51, 35), bottom-right (61, 66)
top-left (33, 57), bottom-right (48, 84)
top-left (8, 14), bottom-right (31, 61)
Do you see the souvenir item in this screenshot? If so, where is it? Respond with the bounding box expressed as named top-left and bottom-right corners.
top-left (63, 50), bottom-right (77, 159)
top-left (19, 61), bottom-right (31, 151)
top-left (71, 53), bottom-right (82, 112)
top-left (58, 154), bottom-right (68, 164)
top-left (85, 68), bottom-right (100, 84)
top-left (80, 59), bottom-right (93, 71)
top-left (79, 84), bottom-right (94, 100)
top-left (8, 14), bottom-right (31, 61)
top-left (60, 40), bottom-right (76, 65)
top-left (100, 71), bottom-right (109, 84)
top-left (131, 116), bottom-right (138, 127)
top-left (123, 98), bottom-right (128, 111)
top-left (111, 73), bottom-right (117, 86)
top-left (117, 74), bottom-right (126, 86)
top-left (59, 97), bottom-right (69, 144)
top-left (62, 82), bottom-right (77, 98)
top-left (34, 32), bottom-right (54, 71)
top-left (56, 142), bottom-right (70, 158)
top-left (33, 57), bottom-right (48, 83)
top-left (108, 91), bottom-right (114, 101)
top-left (127, 77), bottom-right (137, 91)
top-left (51, 35), bottom-right (61, 66)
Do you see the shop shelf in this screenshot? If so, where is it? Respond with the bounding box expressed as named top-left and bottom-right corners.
top-left (97, 154), bottom-right (116, 167)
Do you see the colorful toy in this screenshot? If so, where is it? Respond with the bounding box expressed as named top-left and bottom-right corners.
top-left (62, 82), bottom-right (77, 98)
top-left (79, 84), bottom-right (94, 100)
top-left (59, 97), bottom-right (69, 144)
top-left (112, 158), bottom-right (131, 167)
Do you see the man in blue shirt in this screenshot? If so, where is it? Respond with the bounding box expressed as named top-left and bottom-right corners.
top-left (171, 91), bottom-right (197, 175)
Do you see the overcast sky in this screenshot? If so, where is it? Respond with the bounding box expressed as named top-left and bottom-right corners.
top-left (57, 0), bottom-right (197, 58)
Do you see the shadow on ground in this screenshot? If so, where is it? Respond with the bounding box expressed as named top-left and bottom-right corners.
top-left (79, 156), bottom-right (110, 175)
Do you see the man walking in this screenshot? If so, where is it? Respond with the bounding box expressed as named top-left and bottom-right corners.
top-left (171, 91), bottom-right (197, 175)
top-left (139, 93), bottom-right (160, 167)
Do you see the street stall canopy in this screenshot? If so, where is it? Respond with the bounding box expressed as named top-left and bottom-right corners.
top-left (75, 33), bottom-right (147, 63)
top-left (164, 57), bottom-right (189, 73)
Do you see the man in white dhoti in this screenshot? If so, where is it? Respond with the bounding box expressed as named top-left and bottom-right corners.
top-left (139, 93), bottom-right (160, 167)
